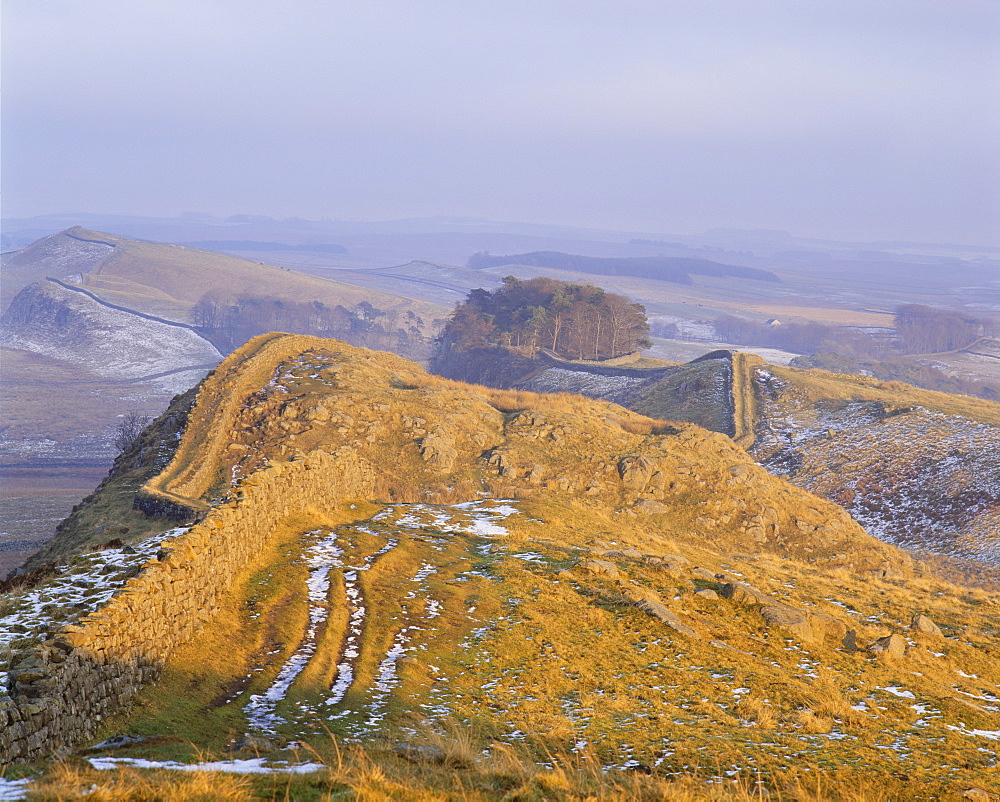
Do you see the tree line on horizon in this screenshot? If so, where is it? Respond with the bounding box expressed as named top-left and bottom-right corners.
top-left (191, 294), bottom-right (432, 360)
top-left (713, 303), bottom-right (995, 359)
top-left (713, 303), bottom-right (1000, 400)
top-left (433, 276), bottom-right (651, 363)
top-left (466, 251), bottom-right (780, 284)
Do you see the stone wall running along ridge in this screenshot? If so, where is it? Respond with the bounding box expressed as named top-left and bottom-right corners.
top-left (0, 447), bottom-right (377, 764)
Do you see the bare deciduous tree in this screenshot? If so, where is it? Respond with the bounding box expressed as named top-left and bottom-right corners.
top-left (113, 410), bottom-right (152, 454)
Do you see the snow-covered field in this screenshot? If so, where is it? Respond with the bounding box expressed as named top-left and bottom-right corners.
top-left (3, 233), bottom-right (113, 278)
top-left (645, 337), bottom-right (799, 366)
top-left (0, 283), bottom-right (220, 380)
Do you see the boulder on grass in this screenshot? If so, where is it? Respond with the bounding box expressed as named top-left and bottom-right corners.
top-left (760, 605), bottom-right (815, 643)
top-left (867, 633), bottom-right (906, 659)
top-left (911, 613), bottom-right (942, 637)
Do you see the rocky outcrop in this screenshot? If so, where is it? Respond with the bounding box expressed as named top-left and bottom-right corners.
top-left (868, 633), bottom-right (907, 659)
top-left (911, 613), bottom-right (943, 637)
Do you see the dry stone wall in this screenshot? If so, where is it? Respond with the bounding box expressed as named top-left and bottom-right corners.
top-left (1, 447), bottom-right (377, 765)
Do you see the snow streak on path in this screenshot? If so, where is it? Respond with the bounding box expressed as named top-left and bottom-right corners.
top-left (88, 757), bottom-right (326, 775)
top-left (324, 500), bottom-right (522, 739)
top-left (245, 531), bottom-right (347, 734)
top-left (243, 500), bottom-right (521, 739)
top-left (324, 537), bottom-right (398, 707)
top-left (245, 531), bottom-right (401, 734)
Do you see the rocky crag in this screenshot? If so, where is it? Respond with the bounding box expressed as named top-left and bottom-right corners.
top-left (441, 347), bottom-right (1000, 581)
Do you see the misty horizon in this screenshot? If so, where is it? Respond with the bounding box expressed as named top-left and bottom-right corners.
top-left (2, 1), bottom-right (998, 246)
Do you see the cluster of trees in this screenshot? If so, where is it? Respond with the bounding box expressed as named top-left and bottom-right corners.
top-left (894, 304), bottom-right (990, 354)
top-left (713, 305), bottom-right (994, 359)
top-left (191, 294), bottom-right (431, 360)
top-left (434, 276), bottom-right (651, 362)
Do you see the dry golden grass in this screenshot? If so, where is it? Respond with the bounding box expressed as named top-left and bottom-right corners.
top-left (30, 761), bottom-right (253, 801)
top-left (74, 228), bottom-right (445, 325)
top-left (24, 335), bottom-right (1000, 801)
top-left (19, 735), bottom-right (937, 801)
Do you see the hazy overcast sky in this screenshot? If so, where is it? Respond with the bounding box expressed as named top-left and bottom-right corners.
top-left (3, 0), bottom-right (998, 244)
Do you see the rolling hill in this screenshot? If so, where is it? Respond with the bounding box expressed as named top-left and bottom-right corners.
top-left (0, 229), bottom-right (451, 577)
top-left (1, 227), bottom-right (446, 324)
top-left (1, 336), bottom-right (998, 799)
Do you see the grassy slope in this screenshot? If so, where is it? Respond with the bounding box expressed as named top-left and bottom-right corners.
top-left (70, 228), bottom-right (448, 327)
top-left (32, 496), bottom-right (1000, 800)
top-left (9, 337), bottom-right (999, 799)
top-left (766, 363), bottom-right (1000, 428)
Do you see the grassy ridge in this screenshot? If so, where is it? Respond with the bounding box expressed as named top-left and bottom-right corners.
top-left (767, 363), bottom-right (1000, 428)
top-left (13, 335), bottom-right (998, 798)
top-left (69, 228), bottom-right (447, 326)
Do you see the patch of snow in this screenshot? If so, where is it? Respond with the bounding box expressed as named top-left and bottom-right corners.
top-left (0, 283), bottom-right (220, 380)
top-left (88, 757), bottom-right (326, 774)
top-left (247, 533), bottom-right (346, 732)
top-left (946, 724), bottom-right (1000, 741)
top-left (0, 778), bottom-right (31, 801)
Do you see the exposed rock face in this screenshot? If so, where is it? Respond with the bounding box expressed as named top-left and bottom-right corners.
top-left (624, 586), bottom-right (698, 637)
top-left (579, 559), bottom-right (621, 579)
top-left (760, 605), bottom-right (815, 643)
top-left (721, 582), bottom-right (772, 606)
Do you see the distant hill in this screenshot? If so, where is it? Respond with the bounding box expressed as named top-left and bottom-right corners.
top-left (54, 227), bottom-right (442, 322)
top-left (467, 250), bottom-right (781, 284)
top-left (179, 240), bottom-right (349, 254)
top-left (0, 228), bottom-right (449, 574)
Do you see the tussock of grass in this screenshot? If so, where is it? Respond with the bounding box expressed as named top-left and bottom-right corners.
top-left (29, 761), bottom-right (254, 801)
